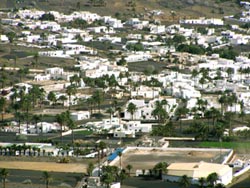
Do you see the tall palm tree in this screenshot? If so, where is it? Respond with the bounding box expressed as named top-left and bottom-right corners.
top-left (118, 151), bottom-right (122, 171)
top-left (47, 91), bottom-right (57, 107)
top-left (153, 162), bottom-right (168, 178)
top-left (0, 168), bottom-right (9, 188)
top-left (106, 107), bottom-right (114, 124)
top-left (92, 90), bottom-right (103, 113)
top-left (67, 118), bottom-right (76, 144)
top-left (87, 162), bottom-right (94, 176)
top-left (66, 85), bottom-right (77, 110)
top-left (0, 97), bottom-right (7, 122)
top-left (56, 112), bottom-right (67, 143)
top-left (152, 100), bottom-right (169, 123)
top-left (98, 141), bottom-right (107, 158)
top-left (32, 114), bottom-right (42, 134)
top-left (33, 53), bottom-right (39, 67)
top-left (198, 177), bottom-right (206, 188)
top-left (179, 175), bottom-right (191, 188)
top-left (127, 102), bottom-right (137, 120)
top-left (126, 164), bottom-right (133, 177)
top-left (215, 183), bottom-right (226, 188)
top-left (42, 171), bottom-right (53, 188)
top-left (207, 172), bottom-right (219, 187)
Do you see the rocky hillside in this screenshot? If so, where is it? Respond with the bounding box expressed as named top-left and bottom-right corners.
top-left (0, 0), bottom-right (244, 21)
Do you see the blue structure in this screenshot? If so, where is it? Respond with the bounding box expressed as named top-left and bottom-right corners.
top-left (107, 148), bottom-right (124, 161)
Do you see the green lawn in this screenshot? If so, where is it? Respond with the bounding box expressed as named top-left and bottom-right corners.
top-left (199, 142), bottom-right (250, 153)
top-left (74, 130), bottom-right (93, 136)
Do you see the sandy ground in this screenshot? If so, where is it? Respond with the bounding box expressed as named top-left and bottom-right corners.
top-left (0, 161), bottom-right (87, 173)
top-left (115, 149), bottom-right (228, 171)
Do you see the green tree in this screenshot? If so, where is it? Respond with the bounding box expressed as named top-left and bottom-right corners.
top-left (0, 97), bottom-right (7, 122)
top-left (127, 102), bottom-right (137, 120)
top-left (198, 177), bottom-right (206, 188)
top-left (6, 32), bottom-right (16, 43)
top-left (58, 95), bottom-right (67, 106)
top-left (101, 166), bottom-right (119, 187)
top-left (175, 107), bottom-right (189, 132)
top-left (17, 68), bottom-right (29, 82)
top-left (179, 175), bottom-right (191, 188)
top-left (87, 162), bottom-right (94, 176)
top-left (40, 13), bottom-right (55, 21)
top-left (66, 85), bottom-right (77, 110)
top-left (98, 141), bottom-right (107, 158)
top-left (92, 90), bottom-right (103, 113)
top-left (207, 172), bottom-right (219, 187)
top-left (153, 162), bottom-right (168, 178)
top-left (152, 100), bottom-right (169, 123)
top-left (0, 168), bottom-right (9, 188)
top-left (42, 171), bottom-right (53, 188)
top-left (56, 112), bottom-right (67, 143)
top-left (118, 151), bottom-right (122, 170)
top-left (33, 53), bottom-right (39, 67)
top-left (48, 91), bottom-right (57, 107)
top-left (32, 114), bottom-right (42, 134)
top-left (126, 164), bottom-right (133, 177)
top-left (67, 117), bottom-right (76, 143)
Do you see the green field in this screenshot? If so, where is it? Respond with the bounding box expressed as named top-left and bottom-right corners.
top-left (199, 142), bottom-right (250, 153)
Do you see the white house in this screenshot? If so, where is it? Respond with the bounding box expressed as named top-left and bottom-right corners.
top-left (180, 17), bottom-right (224, 25)
top-left (163, 161), bottom-right (232, 185)
top-left (71, 111), bottom-right (90, 121)
top-left (124, 121), bottom-right (152, 133)
top-left (131, 85), bottom-right (160, 99)
top-left (0, 35), bottom-right (8, 42)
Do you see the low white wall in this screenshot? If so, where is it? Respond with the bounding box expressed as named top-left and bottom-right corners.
top-left (124, 147), bottom-right (231, 153)
top-left (222, 150), bottom-right (234, 164)
top-left (233, 165), bottom-right (250, 177)
top-left (62, 130), bottom-right (72, 136)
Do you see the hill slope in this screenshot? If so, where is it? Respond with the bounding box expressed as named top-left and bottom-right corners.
top-left (0, 0), bottom-right (242, 21)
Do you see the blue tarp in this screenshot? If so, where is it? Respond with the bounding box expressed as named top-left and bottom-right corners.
top-left (107, 148), bottom-right (123, 161)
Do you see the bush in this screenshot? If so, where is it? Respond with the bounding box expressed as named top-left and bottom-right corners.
top-left (58, 157), bottom-right (70, 163)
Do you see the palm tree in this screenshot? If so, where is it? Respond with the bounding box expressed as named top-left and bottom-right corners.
top-left (87, 162), bottom-right (94, 176)
top-left (66, 85), bottom-right (77, 110)
top-left (42, 171), bottom-right (53, 188)
top-left (127, 102), bottom-right (137, 120)
top-left (32, 114), bottom-right (41, 134)
top-left (67, 117), bottom-right (76, 143)
top-left (0, 97), bottom-right (7, 122)
top-left (175, 106), bottom-right (189, 132)
top-left (86, 97), bottom-right (94, 116)
top-left (215, 183), bottom-right (226, 188)
top-left (126, 164), bottom-right (133, 177)
top-left (0, 168), bottom-right (9, 188)
top-left (56, 112), bottom-right (67, 143)
top-left (198, 177), bottom-right (206, 188)
top-left (207, 172), bottom-right (219, 187)
top-left (98, 141), bottom-right (107, 158)
top-left (33, 53), bottom-right (39, 67)
top-left (179, 175), bottom-right (191, 188)
top-left (58, 95), bottom-right (67, 107)
top-left (153, 162), bottom-right (168, 178)
top-left (47, 91), bottom-right (57, 107)
top-left (106, 107), bottom-right (114, 124)
top-left (92, 90), bottom-right (103, 113)
top-left (118, 151), bottom-right (122, 170)
top-left (152, 100), bottom-right (169, 123)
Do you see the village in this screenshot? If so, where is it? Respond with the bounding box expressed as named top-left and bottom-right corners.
top-left (1, 1), bottom-right (250, 188)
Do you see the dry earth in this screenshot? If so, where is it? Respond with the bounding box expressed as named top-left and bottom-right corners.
top-left (0, 161), bottom-right (87, 173)
top-left (114, 149), bottom-right (228, 172)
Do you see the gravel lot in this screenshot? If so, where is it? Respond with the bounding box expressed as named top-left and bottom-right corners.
top-left (114, 148), bottom-right (229, 172)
